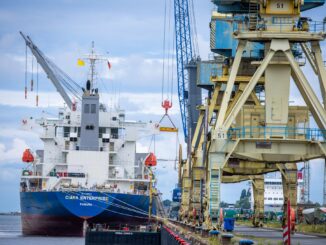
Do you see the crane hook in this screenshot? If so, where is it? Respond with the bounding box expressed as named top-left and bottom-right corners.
top-left (161, 99), bottom-right (172, 115)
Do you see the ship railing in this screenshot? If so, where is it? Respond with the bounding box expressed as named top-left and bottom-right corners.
top-left (48, 177), bottom-right (64, 190)
top-left (109, 165), bottom-right (132, 179)
top-left (39, 132), bottom-right (55, 139)
top-left (43, 163), bottom-right (85, 179)
top-left (58, 187), bottom-right (149, 196)
top-left (227, 126), bottom-right (326, 141)
top-left (21, 187), bottom-right (44, 192)
top-left (35, 118), bottom-right (63, 125)
top-left (43, 161), bottom-right (68, 177)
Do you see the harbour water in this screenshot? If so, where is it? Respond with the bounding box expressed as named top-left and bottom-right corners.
top-left (0, 215), bottom-right (83, 245)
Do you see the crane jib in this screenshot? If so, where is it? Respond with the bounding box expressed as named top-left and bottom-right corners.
top-left (20, 31), bottom-right (82, 110)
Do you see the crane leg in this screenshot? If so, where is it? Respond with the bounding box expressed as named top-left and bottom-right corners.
top-left (252, 175), bottom-right (265, 227)
top-left (281, 163), bottom-right (298, 233)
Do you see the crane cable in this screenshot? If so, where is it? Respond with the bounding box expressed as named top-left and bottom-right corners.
top-left (166, 0), bottom-right (173, 103)
top-left (159, 0), bottom-right (177, 131)
top-left (148, 134), bottom-right (156, 155)
top-left (162, 0), bottom-right (175, 103)
top-left (161, 0), bottom-right (167, 104)
top-left (189, 0), bottom-right (199, 57)
top-left (36, 62), bottom-right (39, 106)
top-left (24, 44), bottom-right (28, 99)
top-left (31, 57), bottom-right (33, 91)
top-left (161, 0), bottom-right (175, 104)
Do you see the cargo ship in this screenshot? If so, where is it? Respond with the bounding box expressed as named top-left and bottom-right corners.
top-left (19, 32), bottom-right (158, 236)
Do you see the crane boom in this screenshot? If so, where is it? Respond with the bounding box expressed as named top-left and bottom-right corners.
top-left (20, 32), bottom-right (82, 109)
top-left (174, 0), bottom-right (193, 141)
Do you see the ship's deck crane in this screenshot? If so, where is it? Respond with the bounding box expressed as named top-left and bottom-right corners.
top-left (20, 32), bottom-right (82, 110)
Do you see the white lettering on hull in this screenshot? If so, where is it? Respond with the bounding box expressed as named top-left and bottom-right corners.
top-left (64, 195), bottom-right (109, 202)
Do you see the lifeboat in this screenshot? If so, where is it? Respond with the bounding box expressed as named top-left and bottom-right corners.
top-left (22, 149), bottom-right (34, 163)
top-left (144, 152), bottom-right (157, 167)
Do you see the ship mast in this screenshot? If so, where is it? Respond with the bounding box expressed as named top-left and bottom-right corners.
top-left (83, 41), bottom-right (108, 91)
top-left (89, 41), bottom-right (96, 89)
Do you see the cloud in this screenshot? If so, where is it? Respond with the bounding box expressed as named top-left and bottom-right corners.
top-left (0, 50), bottom-right (176, 93)
top-left (1, 128), bottom-right (30, 138)
top-left (0, 168), bottom-right (20, 182)
top-left (0, 138), bottom-right (28, 164)
top-left (0, 89), bottom-right (181, 116)
top-left (99, 55), bottom-right (169, 92)
top-left (0, 90), bottom-right (64, 108)
top-left (198, 34), bottom-right (211, 59)
top-left (309, 159), bottom-right (324, 204)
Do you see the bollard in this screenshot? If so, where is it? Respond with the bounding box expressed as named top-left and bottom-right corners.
top-left (221, 233), bottom-right (234, 245)
top-left (239, 239), bottom-right (254, 245)
top-left (209, 229), bottom-right (220, 237)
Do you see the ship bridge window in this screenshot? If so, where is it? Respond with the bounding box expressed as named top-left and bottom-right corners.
top-left (91, 104), bottom-right (96, 114)
top-left (70, 137), bottom-right (77, 142)
top-left (99, 127), bottom-right (106, 138)
top-left (64, 127), bottom-right (70, 137)
top-left (86, 125), bottom-right (94, 130)
top-left (111, 128), bottom-right (119, 139)
top-left (84, 104), bottom-right (90, 113)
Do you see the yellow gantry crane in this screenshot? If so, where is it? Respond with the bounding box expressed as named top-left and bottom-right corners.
top-left (178, 0), bottom-right (326, 230)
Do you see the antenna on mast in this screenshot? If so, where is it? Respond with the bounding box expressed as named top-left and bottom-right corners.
top-left (80, 41), bottom-right (109, 92)
top-left (90, 41), bottom-right (95, 89)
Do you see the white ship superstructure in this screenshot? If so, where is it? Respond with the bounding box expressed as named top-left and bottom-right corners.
top-left (250, 177), bottom-right (304, 212)
top-left (23, 103), bottom-right (156, 193)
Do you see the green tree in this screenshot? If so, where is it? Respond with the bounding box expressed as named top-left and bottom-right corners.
top-left (235, 197), bottom-right (251, 209)
top-left (240, 189), bottom-right (247, 199)
top-left (246, 189), bottom-right (251, 198)
top-left (220, 201), bottom-right (229, 208)
top-left (235, 188), bottom-right (251, 209)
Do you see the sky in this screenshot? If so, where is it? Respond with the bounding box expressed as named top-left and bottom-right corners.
top-left (0, 0), bottom-right (326, 212)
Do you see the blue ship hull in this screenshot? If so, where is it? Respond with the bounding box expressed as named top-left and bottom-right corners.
top-left (20, 191), bottom-right (156, 236)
